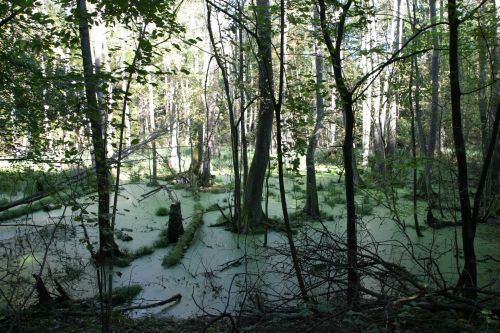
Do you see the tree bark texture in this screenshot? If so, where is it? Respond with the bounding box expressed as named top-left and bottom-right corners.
top-left (241, 0), bottom-right (274, 228)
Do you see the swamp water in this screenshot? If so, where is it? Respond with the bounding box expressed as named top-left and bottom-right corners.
top-left (0, 175), bottom-right (499, 318)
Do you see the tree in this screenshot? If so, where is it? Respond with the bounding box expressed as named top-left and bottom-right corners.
top-left (448, 0), bottom-right (476, 299)
top-left (303, 7), bottom-right (325, 218)
top-left (317, 0), bottom-right (359, 306)
top-left (241, 0), bottom-right (275, 228)
top-left (75, 0), bottom-right (114, 330)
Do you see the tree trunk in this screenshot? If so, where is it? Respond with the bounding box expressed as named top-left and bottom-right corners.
top-left (147, 72), bottom-right (158, 186)
top-left (361, 26), bottom-right (373, 168)
top-left (241, 0), bottom-right (275, 228)
top-left (207, 3), bottom-right (241, 228)
top-left (76, 1), bottom-right (114, 331)
top-left (385, 0), bottom-right (402, 167)
top-left (167, 202), bottom-right (184, 243)
top-left (409, 53), bottom-right (423, 237)
top-left (120, 27), bottom-right (131, 148)
top-left (448, 0), bottom-right (476, 299)
top-left (318, 0), bottom-right (359, 306)
top-left (304, 7), bottom-right (325, 218)
top-left (239, 0), bottom-right (249, 186)
top-left (425, 0), bottom-right (441, 205)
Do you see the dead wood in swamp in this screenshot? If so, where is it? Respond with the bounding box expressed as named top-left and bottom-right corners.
top-left (2, 293), bottom-right (499, 333)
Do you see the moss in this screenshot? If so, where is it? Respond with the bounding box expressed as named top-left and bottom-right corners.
top-left (356, 203), bottom-right (374, 216)
top-left (0, 188), bottom-right (91, 222)
top-left (288, 210), bottom-right (326, 224)
top-left (162, 203), bottom-right (204, 267)
top-left (113, 246), bottom-right (155, 267)
top-left (204, 183), bottom-right (227, 194)
top-left (112, 285), bottom-right (143, 305)
top-left (155, 206), bottom-right (169, 216)
top-left (153, 229), bottom-right (169, 248)
top-left (291, 184), bottom-right (304, 193)
top-left (134, 245), bottom-right (154, 257)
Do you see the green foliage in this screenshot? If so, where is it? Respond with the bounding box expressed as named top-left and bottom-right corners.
top-left (113, 246), bottom-right (155, 267)
top-left (0, 188), bottom-right (91, 222)
top-left (356, 203), bottom-right (374, 216)
top-left (111, 285), bottom-right (142, 306)
top-left (162, 203), bottom-right (204, 267)
top-left (155, 206), bottom-right (169, 216)
top-left (153, 229), bottom-right (169, 248)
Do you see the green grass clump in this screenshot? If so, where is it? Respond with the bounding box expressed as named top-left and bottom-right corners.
top-left (205, 183), bottom-right (226, 194)
top-left (292, 184), bottom-right (304, 193)
top-left (113, 246), bottom-right (155, 267)
top-left (112, 285), bottom-right (142, 305)
top-left (0, 187), bottom-right (92, 222)
top-left (356, 203), bottom-right (374, 216)
top-left (153, 229), bottom-right (169, 248)
top-left (323, 196), bottom-right (336, 209)
top-left (162, 203), bottom-right (204, 267)
top-left (134, 245), bottom-right (154, 257)
top-left (155, 206), bottom-right (169, 216)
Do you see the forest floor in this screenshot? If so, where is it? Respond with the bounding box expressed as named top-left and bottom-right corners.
top-left (6, 305), bottom-right (500, 333)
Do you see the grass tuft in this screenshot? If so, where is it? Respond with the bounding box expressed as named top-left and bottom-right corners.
top-left (113, 246), bottom-right (155, 267)
top-left (155, 206), bottom-right (169, 216)
top-left (112, 285), bottom-right (143, 305)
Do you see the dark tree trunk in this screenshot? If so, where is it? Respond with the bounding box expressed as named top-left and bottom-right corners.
top-left (76, 2), bottom-right (115, 331)
top-left (241, 0), bottom-right (274, 228)
top-left (425, 0), bottom-right (441, 205)
top-left (189, 122), bottom-right (204, 184)
top-left (304, 7), bottom-right (324, 218)
top-left (77, 0), bottom-right (113, 259)
top-left (448, 0), bottom-right (476, 299)
top-left (207, 4), bottom-right (241, 229)
top-left (409, 56), bottom-right (424, 237)
top-left (239, 0), bottom-right (249, 186)
top-left (318, 0), bottom-right (359, 306)
top-left (167, 202), bottom-right (184, 243)
top-left (33, 274), bottom-right (52, 305)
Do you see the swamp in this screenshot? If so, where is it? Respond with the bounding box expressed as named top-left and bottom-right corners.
top-left (0, 0), bottom-right (499, 332)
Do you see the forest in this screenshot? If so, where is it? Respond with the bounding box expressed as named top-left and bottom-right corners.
top-left (0, 0), bottom-right (499, 332)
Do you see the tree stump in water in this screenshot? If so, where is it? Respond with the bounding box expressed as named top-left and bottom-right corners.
top-left (167, 202), bottom-right (184, 243)
top-left (33, 274), bottom-right (52, 305)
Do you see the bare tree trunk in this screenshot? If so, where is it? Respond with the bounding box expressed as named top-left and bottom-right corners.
top-left (448, 0), bottom-right (476, 299)
top-left (239, 0), bottom-right (248, 186)
top-left (318, 0), bottom-right (359, 306)
top-left (304, 7), bottom-right (325, 218)
top-left (147, 72), bottom-right (158, 185)
top-left (409, 55), bottom-right (423, 237)
top-left (425, 0), bottom-right (441, 205)
top-left (207, 3), bottom-right (241, 228)
top-left (241, 0), bottom-right (275, 228)
top-left (76, 1), bottom-right (113, 331)
top-left (385, 0), bottom-right (402, 167)
top-left (120, 26), bottom-right (131, 148)
top-left (361, 25), bottom-right (373, 168)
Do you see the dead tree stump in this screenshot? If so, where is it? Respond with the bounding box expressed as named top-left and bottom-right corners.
top-left (33, 274), bottom-right (52, 305)
top-left (167, 202), bottom-right (184, 243)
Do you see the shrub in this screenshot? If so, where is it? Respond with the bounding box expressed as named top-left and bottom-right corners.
top-left (112, 285), bottom-right (143, 305)
top-left (155, 206), bottom-right (169, 216)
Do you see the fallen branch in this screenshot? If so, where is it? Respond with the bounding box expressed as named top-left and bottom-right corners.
top-left (118, 294), bottom-right (181, 312)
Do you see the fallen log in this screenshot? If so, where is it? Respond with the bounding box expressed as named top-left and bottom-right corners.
top-left (118, 294), bottom-right (181, 312)
top-left (0, 128), bottom-right (171, 214)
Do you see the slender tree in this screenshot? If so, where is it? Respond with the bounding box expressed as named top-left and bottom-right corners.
top-left (76, 0), bottom-right (114, 330)
top-left (241, 0), bottom-right (275, 228)
top-left (304, 7), bottom-right (325, 218)
top-left (317, 0), bottom-right (359, 306)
